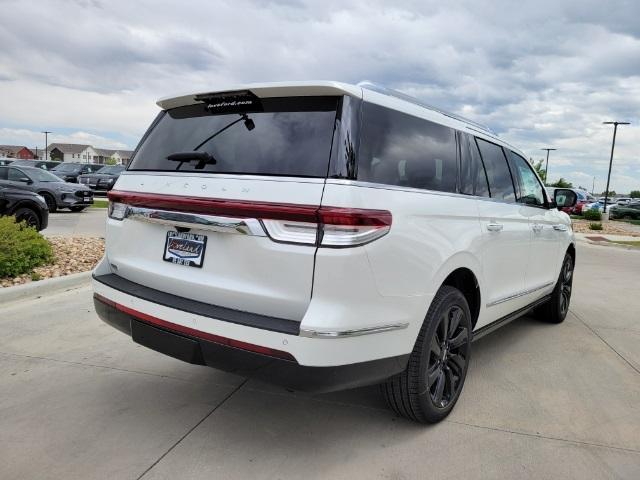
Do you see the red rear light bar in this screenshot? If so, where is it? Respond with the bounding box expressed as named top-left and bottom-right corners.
top-left (108, 190), bottom-right (392, 228)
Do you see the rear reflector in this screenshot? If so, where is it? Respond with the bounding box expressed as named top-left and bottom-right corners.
top-left (108, 190), bottom-right (391, 247)
top-left (94, 293), bottom-right (296, 361)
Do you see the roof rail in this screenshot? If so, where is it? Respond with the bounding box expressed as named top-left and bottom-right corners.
top-left (357, 82), bottom-right (495, 135)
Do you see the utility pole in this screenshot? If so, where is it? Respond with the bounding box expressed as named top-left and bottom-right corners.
top-left (602, 121), bottom-right (630, 214)
top-left (42, 131), bottom-right (51, 161)
top-left (541, 148), bottom-right (556, 184)
top-left (592, 176), bottom-right (595, 196)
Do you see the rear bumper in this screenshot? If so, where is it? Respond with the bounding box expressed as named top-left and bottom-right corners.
top-left (94, 294), bottom-right (408, 393)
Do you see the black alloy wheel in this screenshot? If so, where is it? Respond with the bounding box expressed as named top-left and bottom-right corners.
top-left (535, 252), bottom-right (574, 324)
top-left (427, 305), bottom-right (470, 409)
top-left (381, 285), bottom-right (472, 423)
top-left (558, 255), bottom-right (573, 318)
top-left (14, 207), bottom-right (41, 230)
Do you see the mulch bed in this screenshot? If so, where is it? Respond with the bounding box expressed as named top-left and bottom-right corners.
top-left (571, 219), bottom-right (640, 237)
top-left (0, 237), bottom-right (104, 288)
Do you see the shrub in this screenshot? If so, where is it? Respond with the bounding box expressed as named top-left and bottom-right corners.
top-left (589, 223), bottom-right (603, 231)
top-left (583, 209), bottom-right (602, 221)
top-left (0, 216), bottom-right (54, 277)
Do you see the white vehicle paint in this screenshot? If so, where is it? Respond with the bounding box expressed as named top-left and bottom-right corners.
top-left (92, 81), bottom-right (577, 422)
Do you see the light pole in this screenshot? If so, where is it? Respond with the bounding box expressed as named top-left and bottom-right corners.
top-left (541, 148), bottom-right (556, 184)
top-left (41, 131), bottom-right (51, 160)
top-left (602, 121), bottom-right (630, 214)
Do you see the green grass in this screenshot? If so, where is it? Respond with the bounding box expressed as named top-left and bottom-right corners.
top-left (612, 241), bottom-right (640, 248)
top-left (90, 199), bottom-right (109, 208)
top-left (570, 214), bottom-right (583, 220)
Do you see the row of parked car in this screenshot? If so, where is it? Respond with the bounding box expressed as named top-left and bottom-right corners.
top-left (0, 158), bottom-right (125, 190)
top-left (0, 158), bottom-right (124, 230)
top-left (547, 187), bottom-right (639, 217)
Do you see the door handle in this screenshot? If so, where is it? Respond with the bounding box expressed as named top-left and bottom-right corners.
top-left (487, 223), bottom-right (504, 232)
top-left (532, 224), bottom-right (544, 232)
top-left (553, 224), bottom-right (568, 232)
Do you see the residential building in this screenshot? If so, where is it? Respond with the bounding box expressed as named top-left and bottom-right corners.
top-left (0, 145), bottom-right (35, 159)
top-left (47, 143), bottom-right (132, 165)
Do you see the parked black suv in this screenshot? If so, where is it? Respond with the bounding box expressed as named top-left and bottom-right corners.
top-left (78, 165), bottom-right (125, 191)
top-left (51, 162), bottom-right (102, 182)
top-left (0, 186), bottom-right (49, 230)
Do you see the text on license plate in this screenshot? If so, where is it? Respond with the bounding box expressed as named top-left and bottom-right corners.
top-left (163, 231), bottom-right (207, 268)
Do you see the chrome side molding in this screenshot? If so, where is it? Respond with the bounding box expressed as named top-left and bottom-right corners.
top-left (300, 322), bottom-right (409, 339)
top-left (486, 281), bottom-right (554, 307)
top-left (125, 206), bottom-right (266, 236)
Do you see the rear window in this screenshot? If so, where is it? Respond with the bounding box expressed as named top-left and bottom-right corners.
top-left (357, 102), bottom-right (458, 193)
top-left (129, 96), bottom-right (338, 177)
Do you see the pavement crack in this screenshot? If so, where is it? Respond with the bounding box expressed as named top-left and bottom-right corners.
top-left (570, 309), bottom-right (640, 376)
top-left (445, 419), bottom-right (640, 454)
top-left (136, 378), bottom-right (249, 480)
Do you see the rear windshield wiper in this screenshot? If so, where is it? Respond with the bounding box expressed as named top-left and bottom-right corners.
top-left (167, 152), bottom-right (217, 170)
top-left (166, 113), bottom-right (255, 171)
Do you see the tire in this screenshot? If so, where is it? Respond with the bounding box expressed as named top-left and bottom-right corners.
top-left (14, 207), bottom-right (41, 230)
top-left (381, 285), bottom-right (472, 423)
top-left (535, 253), bottom-right (574, 324)
top-left (70, 206), bottom-right (86, 212)
top-left (41, 192), bottom-right (57, 213)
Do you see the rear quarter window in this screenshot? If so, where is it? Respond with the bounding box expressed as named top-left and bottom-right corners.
top-left (358, 102), bottom-right (458, 193)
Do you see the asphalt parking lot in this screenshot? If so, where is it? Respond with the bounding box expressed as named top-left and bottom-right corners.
top-left (42, 208), bottom-right (107, 237)
top-left (1, 243), bottom-right (639, 479)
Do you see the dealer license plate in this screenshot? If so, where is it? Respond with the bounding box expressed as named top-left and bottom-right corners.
top-left (163, 231), bottom-right (207, 268)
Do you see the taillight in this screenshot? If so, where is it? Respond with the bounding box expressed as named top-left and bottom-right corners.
top-left (108, 190), bottom-right (392, 248)
top-left (108, 201), bottom-right (127, 220)
top-left (318, 207), bottom-right (392, 247)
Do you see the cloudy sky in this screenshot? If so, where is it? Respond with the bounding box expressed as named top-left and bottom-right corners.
top-left (1, 0), bottom-right (638, 193)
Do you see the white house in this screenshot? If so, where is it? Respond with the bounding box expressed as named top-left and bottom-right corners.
top-left (48, 144), bottom-right (133, 164)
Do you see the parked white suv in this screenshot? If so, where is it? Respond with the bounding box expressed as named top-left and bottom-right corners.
top-left (93, 82), bottom-right (577, 423)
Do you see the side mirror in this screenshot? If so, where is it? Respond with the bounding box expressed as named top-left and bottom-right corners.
top-left (19, 177), bottom-right (33, 184)
top-left (554, 189), bottom-right (577, 210)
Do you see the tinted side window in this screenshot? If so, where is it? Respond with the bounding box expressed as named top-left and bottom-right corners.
top-left (0, 167), bottom-right (7, 180)
top-left (475, 138), bottom-right (516, 202)
top-left (459, 132), bottom-right (490, 197)
top-left (508, 151), bottom-right (546, 207)
top-left (358, 103), bottom-right (458, 193)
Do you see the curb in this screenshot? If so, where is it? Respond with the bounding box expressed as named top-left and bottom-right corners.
top-left (0, 271), bottom-right (92, 304)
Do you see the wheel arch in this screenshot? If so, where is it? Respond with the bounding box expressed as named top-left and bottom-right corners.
top-left (10, 201), bottom-right (43, 226)
top-left (441, 267), bottom-right (481, 329)
top-left (431, 253), bottom-right (483, 329)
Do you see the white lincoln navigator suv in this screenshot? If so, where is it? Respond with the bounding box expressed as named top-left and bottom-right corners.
top-left (93, 81), bottom-right (577, 423)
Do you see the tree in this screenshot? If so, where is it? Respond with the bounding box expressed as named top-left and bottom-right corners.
top-left (105, 157), bottom-right (117, 165)
top-left (549, 178), bottom-right (573, 188)
top-left (630, 190), bottom-right (640, 198)
top-left (601, 190), bottom-right (616, 197)
top-left (529, 158), bottom-right (546, 183)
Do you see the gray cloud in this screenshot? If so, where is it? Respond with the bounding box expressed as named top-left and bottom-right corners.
top-left (0, 0), bottom-right (638, 192)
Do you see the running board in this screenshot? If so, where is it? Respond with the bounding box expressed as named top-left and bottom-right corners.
top-left (472, 294), bottom-right (552, 342)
